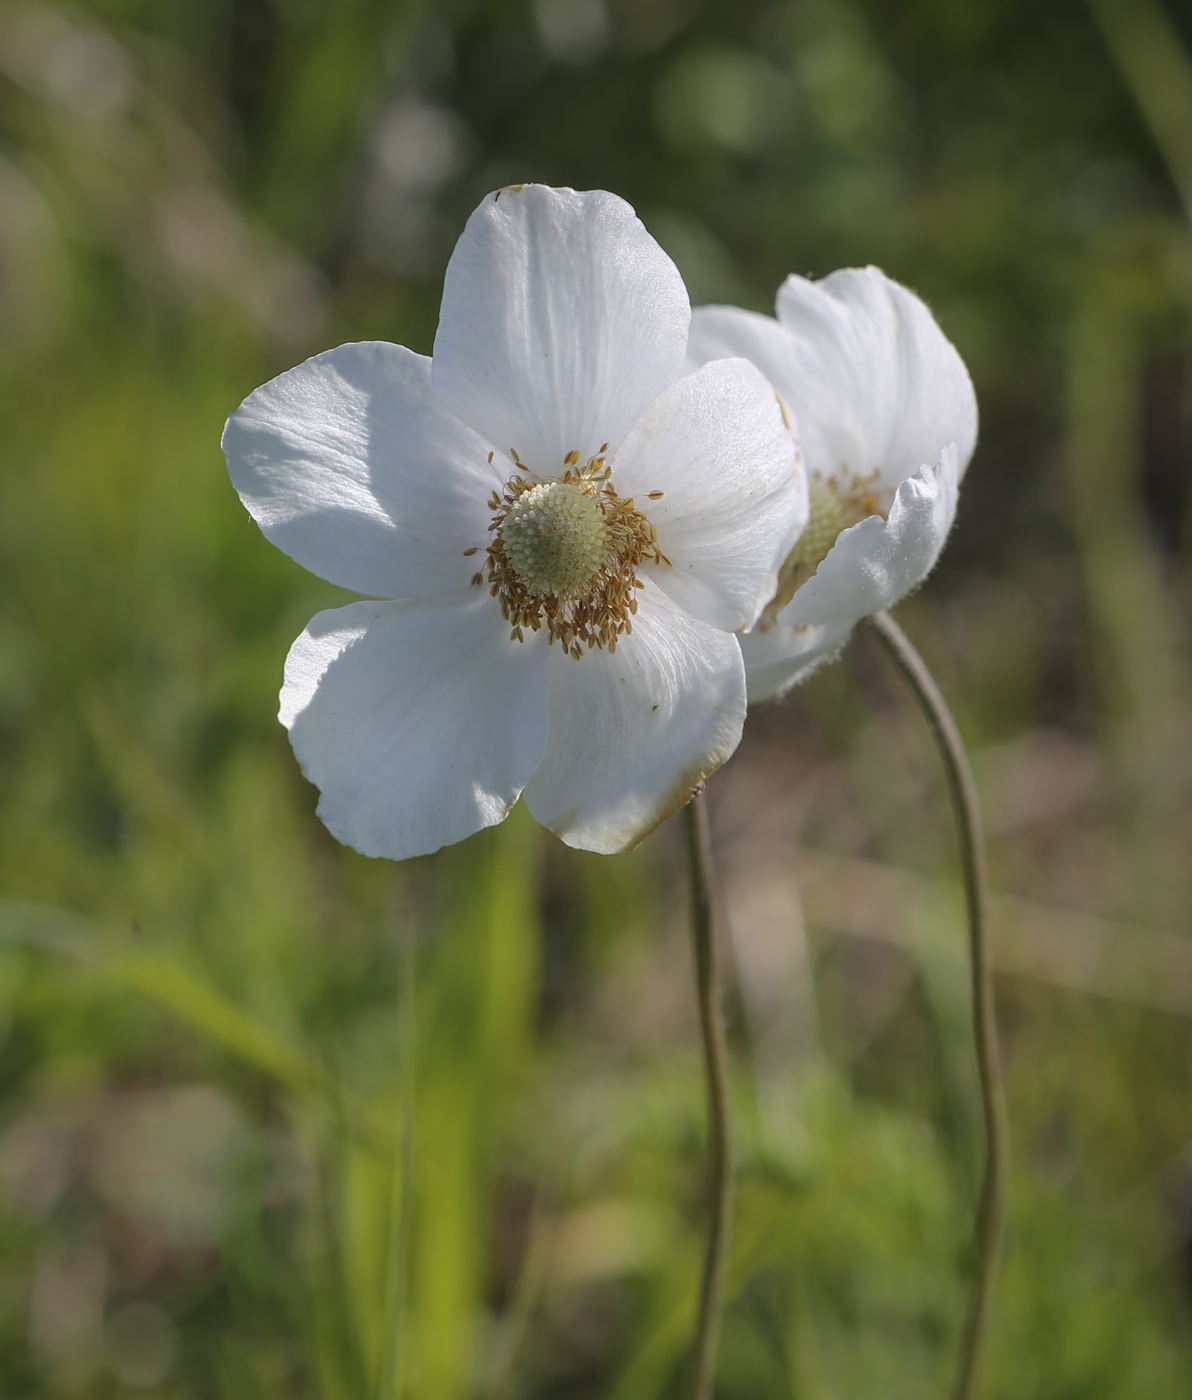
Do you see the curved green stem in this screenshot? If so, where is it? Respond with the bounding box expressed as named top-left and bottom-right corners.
top-left (681, 791), bottom-right (734, 1400)
top-left (867, 611), bottom-right (1009, 1400)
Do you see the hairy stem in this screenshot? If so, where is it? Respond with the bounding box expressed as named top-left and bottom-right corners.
top-left (867, 610), bottom-right (1009, 1400)
top-left (681, 791), bottom-right (734, 1400)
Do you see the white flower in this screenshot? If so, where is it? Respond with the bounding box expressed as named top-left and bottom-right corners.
top-left (687, 267), bottom-right (978, 701)
top-left (223, 185), bottom-right (806, 859)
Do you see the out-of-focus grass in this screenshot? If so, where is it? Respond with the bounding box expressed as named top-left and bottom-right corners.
top-left (2, 0), bottom-right (1192, 1396)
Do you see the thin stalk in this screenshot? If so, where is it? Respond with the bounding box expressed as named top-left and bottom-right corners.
top-left (681, 791), bottom-right (734, 1400)
top-left (867, 611), bottom-right (1008, 1400)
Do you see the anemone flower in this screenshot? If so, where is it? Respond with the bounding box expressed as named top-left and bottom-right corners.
top-left (687, 267), bottom-right (977, 701)
top-left (224, 185), bottom-right (806, 859)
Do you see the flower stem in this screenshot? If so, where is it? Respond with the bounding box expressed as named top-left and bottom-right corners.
top-left (681, 791), bottom-right (734, 1400)
top-left (866, 610), bottom-right (1009, 1400)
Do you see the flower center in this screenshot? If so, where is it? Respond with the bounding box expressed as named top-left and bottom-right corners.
top-left (474, 452), bottom-right (670, 659)
top-left (758, 471), bottom-right (886, 630)
top-left (499, 480), bottom-right (609, 595)
top-left (788, 477), bottom-right (845, 575)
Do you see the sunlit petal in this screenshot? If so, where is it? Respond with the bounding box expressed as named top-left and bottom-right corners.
top-left (775, 266), bottom-right (977, 495)
top-left (780, 447), bottom-right (961, 628)
top-left (612, 358), bottom-right (806, 632)
top-left (523, 582), bottom-right (745, 852)
top-left (687, 304), bottom-right (802, 410)
top-left (433, 185), bottom-right (690, 475)
top-left (225, 343), bottom-right (500, 599)
top-left (282, 593), bottom-right (549, 860)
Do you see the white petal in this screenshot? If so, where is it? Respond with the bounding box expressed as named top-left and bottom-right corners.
top-left (282, 593), bottom-right (549, 860)
top-left (687, 304), bottom-right (804, 406)
top-left (523, 582), bottom-right (745, 853)
top-left (781, 447), bottom-right (961, 628)
top-left (433, 185), bottom-right (690, 477)
top-left (224, 342), bottom-right (500, 599)
top-left (739, 621), bottom-right (855, 703)
top-left (774, 267), bottom-right (977, 494)
top-left (611, 359), bottom-right (806, 632)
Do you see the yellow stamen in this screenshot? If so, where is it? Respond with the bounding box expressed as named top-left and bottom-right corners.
top-left (486, 453), bottom-right (667, 652)
top-left (758, 470), bottom-right (886, 630)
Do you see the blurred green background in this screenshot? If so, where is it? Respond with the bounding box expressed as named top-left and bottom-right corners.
top-left (2, 0), bottom-right (1192, 1395)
